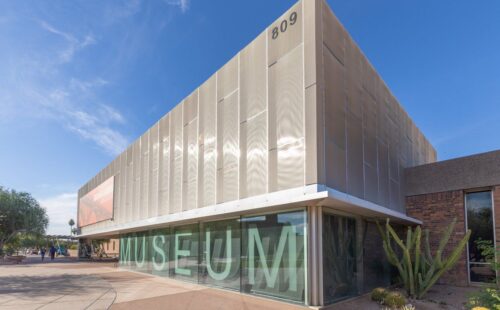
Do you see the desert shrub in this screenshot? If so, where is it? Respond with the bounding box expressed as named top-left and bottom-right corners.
top-left (371, 287), bottom-right (388, 302)
top-left (466, 288), bottom-right (500, 310)
top-left (383, 292), bottom-right (406, 308)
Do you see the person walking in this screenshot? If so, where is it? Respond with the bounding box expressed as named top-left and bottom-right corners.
top-left (49, 245), bottom-right (56, 261)
top-left (40, 247), bottom-right (46, 262)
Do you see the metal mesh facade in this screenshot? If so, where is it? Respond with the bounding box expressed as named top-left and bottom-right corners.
top-left (78, 0), bottom-right (435, 235)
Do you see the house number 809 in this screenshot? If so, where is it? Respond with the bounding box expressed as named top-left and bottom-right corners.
top-left (272, 11), bottom-right (298, 40)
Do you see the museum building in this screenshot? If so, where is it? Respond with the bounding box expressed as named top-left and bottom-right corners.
top-left (76, 0), bottom-right (499, 306)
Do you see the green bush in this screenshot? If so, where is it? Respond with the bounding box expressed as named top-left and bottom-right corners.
top-left (371, 287), bottom-right (388, 302)
top-left (383, 292), bottom-right (406, 309)
top-left (466, 288), bottom-right (500, 310)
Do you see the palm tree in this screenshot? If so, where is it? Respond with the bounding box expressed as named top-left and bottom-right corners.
top-left (68, 219), bottom-right (75, 236)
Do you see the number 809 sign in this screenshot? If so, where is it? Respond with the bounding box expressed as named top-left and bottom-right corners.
top-left (272, 11), bottom-right (298, 40)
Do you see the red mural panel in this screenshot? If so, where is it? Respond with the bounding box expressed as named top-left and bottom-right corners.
top-left (78, 177), bottom-right (114, 227)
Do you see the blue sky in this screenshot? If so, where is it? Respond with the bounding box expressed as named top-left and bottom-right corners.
top-left (1, 0), bottom-right (499, 234)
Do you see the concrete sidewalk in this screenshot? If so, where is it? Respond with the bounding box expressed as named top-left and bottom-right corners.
top-left (0, 258), bottom-right (305, 310)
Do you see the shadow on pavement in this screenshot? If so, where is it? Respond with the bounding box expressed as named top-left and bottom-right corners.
top-left (0, 273), bottom-right (112, 297)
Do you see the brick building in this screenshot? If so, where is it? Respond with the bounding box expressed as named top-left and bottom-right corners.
top-left (406, 150), bottom-right (500, 285)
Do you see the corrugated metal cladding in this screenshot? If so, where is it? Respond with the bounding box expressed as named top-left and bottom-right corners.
top-left (319, 1), bottom-right (436, 213)
top-left (78, 0), bottom-right (437, 235)
top-left (79, 1), bottom-right (308, 234)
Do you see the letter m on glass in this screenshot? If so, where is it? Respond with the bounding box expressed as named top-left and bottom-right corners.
top-left (247, 225), bottom-right (298, 291)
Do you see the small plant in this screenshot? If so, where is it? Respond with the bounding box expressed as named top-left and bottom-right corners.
top-left (466, 288), bottom-right (500, 310)
top-left (376, 218), bottom-right (471, 299)
top-left (371, 287), bottom-right (388, 302)
top-left (383, 291), bottom-right (406, 308)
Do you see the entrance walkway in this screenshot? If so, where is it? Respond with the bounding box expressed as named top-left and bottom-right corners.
top-left (0, 256), bottom-right (305, 310)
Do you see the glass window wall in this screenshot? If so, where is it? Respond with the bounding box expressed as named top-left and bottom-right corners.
top-left (118, 209), bottom-right (307, 304)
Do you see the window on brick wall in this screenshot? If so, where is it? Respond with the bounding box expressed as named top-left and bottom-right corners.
top-left (465, 191), bottom-right (496, 283)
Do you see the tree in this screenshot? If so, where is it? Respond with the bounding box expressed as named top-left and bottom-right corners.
top-left (68, 218), bottom-right (75, 235)
top-left (0, 186), bottom-right (49, 255)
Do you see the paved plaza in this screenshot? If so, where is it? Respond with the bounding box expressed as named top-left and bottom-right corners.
top-left (0, 256), bottom-right (306, 310)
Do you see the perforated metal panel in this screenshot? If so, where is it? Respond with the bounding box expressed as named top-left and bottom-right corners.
top-left (364, 163), bottom-right (378, 203)
top-left (217, 56), bottom-right (238, 101)
top-left (120, 153), bottom-right (127, 224)
top-left (199, 75), bottom-right (217, 207)
top-left (244, 112), bottom-right (267, 197)
top-left (377, 142), bottom-right (390, 206)
top-left (217, 92), bottom-right (239, 203)
top-left (322, 3), bottom-right (345, 65)
top-left (269, 46), bottom-right (304, 150)
top-left (346, 111), bottom-right (364, 198)
top-left (126, 145), bottom-right (133, 223)
top-left (389, 179), bottom-right (400, 211)
top-left (277, 140), bottom-right (304, 191)
top-left (183, 120), bottom-right (198, 210)
top-left (132, 140), bottom-right (141, 220)
top-left (183, 91), bottom-right (198, 126)
top-left (222, 165), bottom-right (238, 203)
top-left (170, 105), bottom-right (183, 213)
top-left (240, 32), bottom-right (266, 121)
top-left (113, 157), bottom-right (121, 223)
top-left (149, 122), bottom-right (159, 217)
top-left (199, 75), bottom-right (216, 148)
top-left (203, 145), bottom-right (217, 207)
top-left (140, 132), bottom-right (150, 219)
top-left (363, 94), bottom-right (377, 168)
top-left (222, 93), bottom-right (239, 171)
top-left (158, 115), bottom-right (170, 216)
top-left (324, 46), bottom-right (346, 192)
top-left (268, 2), bottom-right (302, 65)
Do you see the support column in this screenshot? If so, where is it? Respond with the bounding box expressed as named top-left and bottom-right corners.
top-left (307, 205), bottom-right (318, 306)
top-left (307, 205), bottom-right (323, 307)
top-left (317, 205), bottom-right (323, 306)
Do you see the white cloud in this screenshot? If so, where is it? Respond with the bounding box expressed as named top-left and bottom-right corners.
top-left (39, 20), bottom-right (96, 64)
top-left (39, 193), bottom-right (77, 235)
top-left (166, 0), bottom-right (190, 13)
top-left (50, 88), bottom-right (129, 156)
top-left (1, 12), bottom-right (130, 157)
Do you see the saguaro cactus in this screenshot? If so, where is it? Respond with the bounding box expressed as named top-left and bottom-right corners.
top-left (376, 218), bottom-right (471, 299)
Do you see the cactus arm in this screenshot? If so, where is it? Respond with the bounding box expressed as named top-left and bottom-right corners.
top-left (435, 218), bottom-right (456, 268)
top-left (387, 222), bottom-right (415, 297)
top-left (417, 229), bottom-right (471, 299)
top-left (414, 226), bottom-right (422, 281)
top-left (424, 229), bottom-right (433, 264)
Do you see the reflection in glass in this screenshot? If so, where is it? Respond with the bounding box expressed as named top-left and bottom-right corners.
top-left (323, 214), bottom-right (358, 304)
top-left (361, 222), bottom-right (392, 292)
top-left (466, 191), bottom-right (496, 282)
top-left (241, 211), bottom-right (307, 303)
top-left (199, 219), bottom-right (241, 290)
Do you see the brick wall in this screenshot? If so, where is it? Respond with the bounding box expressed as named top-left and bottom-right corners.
top-left (406, 190), bottom-right (469, 286)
